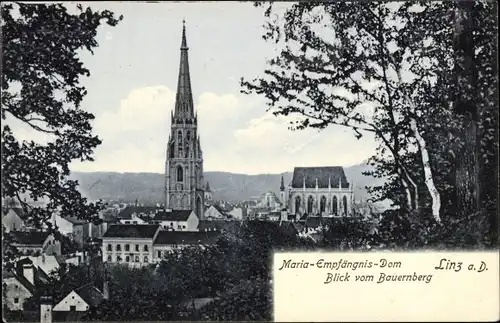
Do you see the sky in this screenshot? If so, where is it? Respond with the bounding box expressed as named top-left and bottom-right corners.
top-left (12, 2), bottom-right (377, 175)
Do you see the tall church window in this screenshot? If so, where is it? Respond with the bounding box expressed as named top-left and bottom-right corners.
top-left (185, 131), bottom-right (190, 157)
top-left (177, 165), bottom-right (183, 182)
top-left (307, 196), bottom-right (314, 214)
top-left (177, 130), bottom-right (183, 156)
top-left (332, 196), bottom-right (338, 215)
top-left (320, 196), bottom-right (326, 213)
top-left (343, 196), bottom-right (348, 216)
top-left (169, 142), bottom-right (174, 158)
top-left (295, 196), bottom-right (301, 214)
top-left (196, 196), bottom-right (202, 219)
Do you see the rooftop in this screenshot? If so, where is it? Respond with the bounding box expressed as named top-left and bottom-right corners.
top-left (198, 220), bottom-right (240, 232)
top-left (62, 216), bottom-right (88, 225)
top-left (154, 209), bottom-right (193, 222)
top-left (291, 166), bottom-right (349, 189)
top-left (11, 231), bottom-right (51, 246)
top-left (154, 231), bottom-right (221, 245)
top-left (103, 224), bottom-right (160, 239)
top-left (118, 206), bottom-right (160, 219)
top-left (2, 207), bottom-right (27, 219)
top-left (75, 284), bottom-right (105, 307)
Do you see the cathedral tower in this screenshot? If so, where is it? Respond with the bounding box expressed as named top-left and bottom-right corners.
top-left (164, 21), bottom-right (205, 219)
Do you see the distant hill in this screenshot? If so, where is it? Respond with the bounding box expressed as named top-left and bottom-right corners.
top-left (70, 162), bottom-right (389, 207)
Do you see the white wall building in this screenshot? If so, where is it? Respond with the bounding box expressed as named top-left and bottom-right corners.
top-left (53, 284), bottom-right (106, 312)
top-left (101, 224), bottom-right (160, 268)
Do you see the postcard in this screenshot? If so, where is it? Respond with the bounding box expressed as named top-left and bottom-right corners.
top-left (2, 1), bottom-right (498, 322)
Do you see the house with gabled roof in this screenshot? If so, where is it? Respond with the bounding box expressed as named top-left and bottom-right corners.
top-left (153, 209), bottom-right (199, 231)
top-left (3, 258), bottom-right (52, 311)
top-left (101, 224), bottom-right (160, 267)
top-left (53, 283), bottom-right (107, 313)
top-left (2, 207), bottom-right (30, 232)
top-left (10, 230), bottom-right (61, 256)
top-left (204, 204), bottom-right (231, 220)
top-left (286, 166), bottom-right (355, 218)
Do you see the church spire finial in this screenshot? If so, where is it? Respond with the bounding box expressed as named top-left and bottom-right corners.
top-left (280, 174), bottom-right (285, 191)
top-left (181, 19), bottom-right (188, 50)
top-left (174, 19), bottom-right (194, 118)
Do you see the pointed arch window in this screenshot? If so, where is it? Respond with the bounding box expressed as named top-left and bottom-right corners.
top-left (185, 131), bottom-right (191, 157)
top-left (343, 196), bottom-right (348, 216)
top-left (177, 165), bottom-right (183, 182)
top-left (295, 196), bottom-right (301, 214)
top-left (177, 131), bottom-right (183, 156)
top-left (320, 196), bottom-right (326, 213)
top-left (169, 141), bottom-right (175, 158)
top-left (307, 196), bottom-right (314, 214)
top-left (332, 196), bottom-right (338, 216)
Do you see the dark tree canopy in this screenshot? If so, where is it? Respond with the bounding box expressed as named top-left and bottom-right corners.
top-left (1, 3), bottom-right (122, 246)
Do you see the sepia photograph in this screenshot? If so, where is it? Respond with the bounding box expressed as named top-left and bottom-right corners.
top-left (1, 1), bottom-right (498, 322)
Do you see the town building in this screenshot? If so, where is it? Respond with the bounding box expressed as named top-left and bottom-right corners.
top-left (51, 214), bottom-right (86, 247)
top-left (10, 231), bottom-right (61, 256)
top-left (3, 270), bottom-right (35, 311)
top-left (84, 212), bottom-right (119, 240)
top-left (197, 220), bottom-right (240, 233)
top-left (286, 166), bottom-right (354, 217)
top-left (26, 255), bottom-right (61, 277)
top-left (118, 213), bottom-right (151, 225)
top-left (117, 205), bottom-right (159, 222)
top-left (153, 231), bottom-right (220, 261)
top-left (226, 206), bottom-right (247, 220)
top-left (3, 258), bottom-right (51, 311)
top-left (164, 21), bottom-right (205, 219)
top-left (256, 191), bottom-right (282, 210)
top-left (2, 207), bottom-right (29, 232)
top-left (152, 209), bottom-right (199, 231)
top-left (53, 283), bottom-right (107, 313)
top-left (204, 204), bottom-right (231, 220)
top-left (101, 224), bottom-right (160, 267)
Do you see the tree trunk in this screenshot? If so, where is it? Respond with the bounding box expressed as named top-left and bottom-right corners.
top-left (398, 168), bottom-right (413, 210)
top-left (394, 140), bottom-right (419, 212)
top-left (395, 67), bottom-right (439, 220)
top-left (410, 117), bottom-right (442, 223)
top-left (454, 0), bottom-right (480, 216)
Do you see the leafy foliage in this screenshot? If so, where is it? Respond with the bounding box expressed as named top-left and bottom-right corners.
top-left (1, 2), bottom-right (123, 266)
top-left (243, 1), bottom-right (498, 246)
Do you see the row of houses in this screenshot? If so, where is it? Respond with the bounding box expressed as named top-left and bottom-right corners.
top-left (101, 224), bottom-right (232, 267)
top-left (3, 253), bottom-right (88, 311)
top-left (100, 212), bottom-right (378, 267)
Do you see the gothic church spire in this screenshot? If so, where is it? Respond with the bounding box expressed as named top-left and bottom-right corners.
top-left (174, 20), bottom-right (194, 118)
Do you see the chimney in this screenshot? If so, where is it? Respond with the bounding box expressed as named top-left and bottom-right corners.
top-left (23, 264), bottom-right (35, 286)
top-left (40, 295), bottom-right (53, 323)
